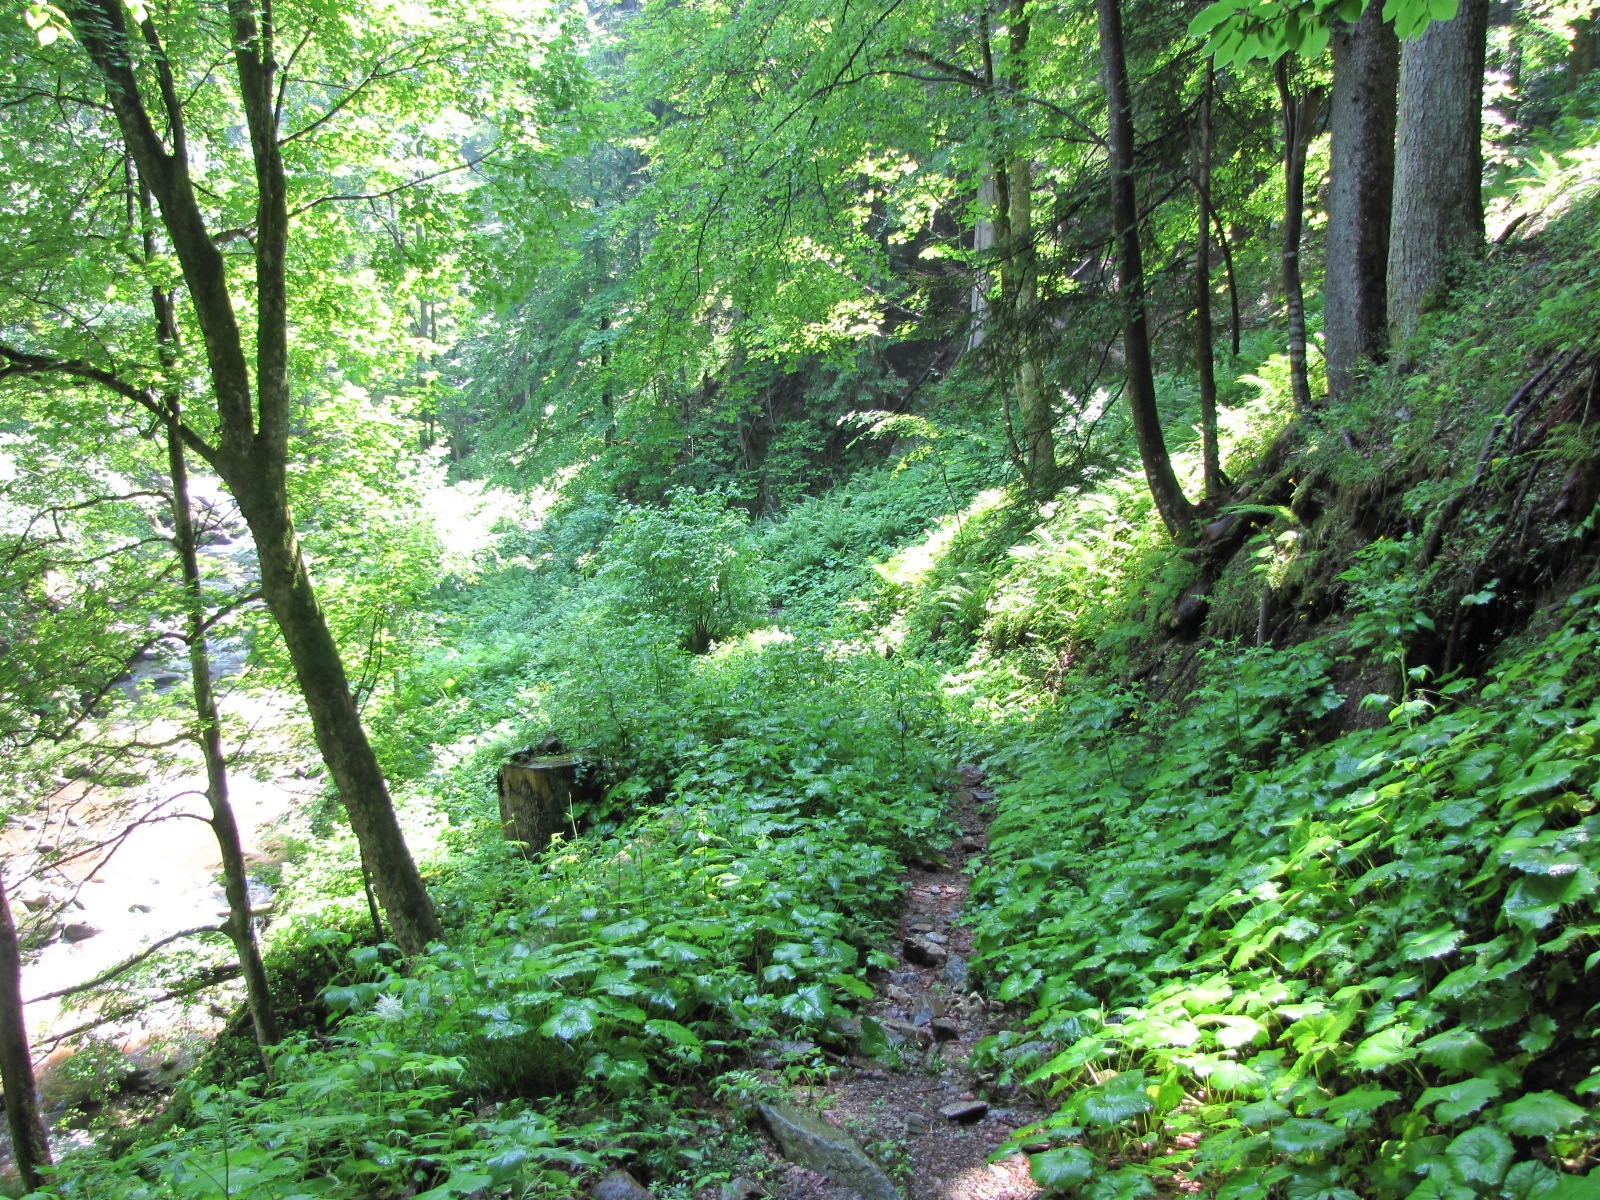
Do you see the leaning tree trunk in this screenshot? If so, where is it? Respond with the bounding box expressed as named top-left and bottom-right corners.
top-left (67, 0), bottom-right (442, 956)
top-left (1096, 0), bottom-right (1194, 541)
top-left (0, 873), bottom-right (51, 1190)
top-left (1275, 60), bottom-right (1322, 411)
top-left (230, 477), bottom-right (442, 956)
top-left (166, 419), bottom-right (282, 1064)
top-left (1388, 0), bottom-right (1490, 343)
top-left (1324, 2), bottom-right (1399, 402)
top-left (1193, 63), bottom-right (1223, 501)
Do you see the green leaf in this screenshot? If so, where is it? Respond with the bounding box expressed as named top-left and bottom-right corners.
top-left (1444, 1126), bottom-right (1513, 1188)
top-left (599, 917), bottom-right (649, 942)
top-left (1417, 1077), bottom-right (1500, 1122)
top-left (1402, 925), bottom-right (1463, 961)
top-left (1418, 1028), bottom-right (1491, 1073)
top-left (540, 999), bottom-right (599, 1040)
top-left (1503, 1161), bottom-right (1561, 1200)
top-left (1030, 1146), bottom-right (1095, 1187)
top-left (1081, 1073), bottom-right (1155, 1126)
top-left (1271, 1119), bottom-right (1346, 1155)
top-left (1350, 1025), bottom-right (1417, 1071)
top-left (1499, 1092), bottom-right (1587, 1137)
top-left (644, 1018), bottom-right (702, 1048)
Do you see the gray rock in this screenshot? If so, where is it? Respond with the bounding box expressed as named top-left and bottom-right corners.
top-left (923, 931), bottom-right (949, 945)
top-left (907, 919), bottom-right (934, 933)
top-left (592, 1170), bottom-right (654, 1200)
top-left (956, 764), bottom-right (985, 786)
top-left (886, 984), bottom-right (914, 1005)
top-left (910, 1002), bottom-right (933, 1028)
top-left (973, 790), bottom-right (996, 803)
top-left (942, 955), bottom-right (969, 987)
top-left (759, 1102), bottom-right (903, 1200)
top-left (939, 1100), bottom-right (989, 1123)
top-left (961, 839), bottom-right (983, 853)
top-left (61, 923), bottom-right (98, 943)
top-left (721, 1179), bottom-right (764, 1200)
top-left (904, 1112), bottom-right (929, 1134)
top-left (931, 1018), bottom-right (960, 1042)
top-left (902, 937), bottom-right (947, 969)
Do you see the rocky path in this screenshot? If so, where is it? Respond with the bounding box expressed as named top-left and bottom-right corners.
top-left (752, 767), bottom-right (1048, 1200)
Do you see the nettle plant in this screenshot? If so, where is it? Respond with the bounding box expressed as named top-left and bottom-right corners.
top-left (968, 585), bottom-right (1600, 1199)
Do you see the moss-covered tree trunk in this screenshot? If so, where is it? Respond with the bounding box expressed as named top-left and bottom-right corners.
top-left (0, 874), bottom-right (51, 1190)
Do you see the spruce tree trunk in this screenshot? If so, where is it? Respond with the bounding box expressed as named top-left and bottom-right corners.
top-left (1388, 0), bottom-right (1490, 342)
top-left (166, 421), bottom-right (282, 1063)
top-left (0, 874), bottom-right (51, 1190)
top-left (1324, 2), bottom-right (1398, 402)
top-left (1193, 64), bottom-right (1222, 501)
top-left (1096, 0), bottom-right (1194, 541)
top-left (1275, 61), bottom-right (1321, 411)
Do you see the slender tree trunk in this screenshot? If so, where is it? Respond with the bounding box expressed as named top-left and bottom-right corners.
top-left (1275, 60), bottom-right (1322, 411)
top-left (1193, 64), bottom-right (1222, 501)
top-left (1003, 0), bottom-right (1056, 497)
top-left (228, 477), bottom-right (441, 955)
top-left (0, 874), bottom-right (51, 1190)
top-left (1388, 0), bottom-right (1490, 342)
top-left (1096, 0), bottom-right (1194, 541)
top-left (166, 421), bottom-right (282, 1065)
top-left (1213, 209), bottom-right (1241, 357)
top-left (1325, 3), bottom-right (1399, 402)
top-left (967, 174), bottom-right (997, 353)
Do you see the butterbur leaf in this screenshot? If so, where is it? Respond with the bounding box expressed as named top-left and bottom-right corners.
top-left (486, 1148), bottom-right (527, 1184)
top-left (1402, 925), bottom-right (1463, 961)
top-left (1351, 1026), bottom-right (1417, 1071)
top-left (1418, 1028), bottom-right (1491, 1073)
top-left (599, 917), bottom-right (648, 943)
top-left (643, 1019), bottom-right (702, 1048)
top-left (858, 1016), bottom-right (889, 1059)
top-left (1030, 1146), bottom-right (1095, 1187)
top-left (1321, 1086), bottom-right (1399, 1123)
top-left (1271, 1119), bottom-right (1345, 1156)
top-left (1086, 1165), bottom-right (1156, 1200)
top-left (1444, 1126), bottom-right (1513, 1188)
top-left (1502, 1161), bottom-right (1561, 1200)
top-left (1417, 1077), bottom-right (1500, 1122)
top-left (1499, 1092), bottom-right (1587, 1136)
top-left (540, 999), bottom-right (599, 1040)
top-left (1081, 1073), bottom-right (1154, 1126)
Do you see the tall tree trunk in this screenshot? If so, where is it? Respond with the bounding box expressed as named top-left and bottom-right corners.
top-left (0, 874), bottom-right (51, 1190)
top-left (68, 0), bottom-right (443, 954)
top-left (1324, 2), bottom-right (1399, 402)
top-left (1096, 0), bottom-right (1194, 541)
top-left (1213, 209), bottom-right (1241, 357)
top-left (1275, 60), bottom-right (1322, 411)
top-left (1569, 8), bottom-right (1597, 92)
top-left (967, 173), bottom-right (998, 353)
top-left (1193, 63), bottom-right (1222, 501)
top-left (1388, 0), bottom-right (1490, 343)
top-left (166, 420), bottom-right (283, 1065)
top-left (1002, 0), bottom-right (1056, 497)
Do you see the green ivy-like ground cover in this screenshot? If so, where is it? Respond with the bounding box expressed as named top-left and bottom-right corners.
top-left (966, 581), bottom-right (1600, 1199)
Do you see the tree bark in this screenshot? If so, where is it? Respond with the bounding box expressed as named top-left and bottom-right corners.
top-left (1193, 63), bottom-right (1222, 501)
top-left (1324, 2), bottom-right (1399, 402)
top-left (0, 874), bottom-right (51, 1191)
top-left (1096, 0), bottom-right (1194, 541)
top-left (1388, 0), bottom-right (1490, 343)
top-left (1275, 61), bottom-right (1322, 411)
top-left (66, 0), bottom-right (443, 955)
top-left (166, 420), bottom-right (282, 1065)
top-left (1569, 10), bottom-right (1597, 92)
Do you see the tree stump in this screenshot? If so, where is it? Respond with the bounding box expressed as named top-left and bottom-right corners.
top-left (497, 754), bottom-right (578, 856)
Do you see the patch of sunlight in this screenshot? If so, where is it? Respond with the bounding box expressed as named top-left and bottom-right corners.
top-left (873, 486), bottom-right (1009, 591)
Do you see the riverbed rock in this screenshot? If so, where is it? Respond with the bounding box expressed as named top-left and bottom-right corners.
top-left (931, 1018), bottom-right (961, 1042)
top-left (956, 764), bottom-right (985, 786)
top-left (758, 1101), bottom-right (902, 1200)
top-left (942, 954), bottom-right (968, 987)
top-left (939, 1100), bottom-right (989, 1124)
top-left (902, 937), bottom-right (947, 968)
top-left (61, 923), bottom-right (99, 943)
top-left (592, 1170), bottom-right (654, 1200)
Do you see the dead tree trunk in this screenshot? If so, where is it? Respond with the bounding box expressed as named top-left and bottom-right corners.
top-left (498, 755), bottom-right (579, 857)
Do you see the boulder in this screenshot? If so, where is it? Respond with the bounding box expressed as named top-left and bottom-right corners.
top-left (592, 1170), bottom-right (654, 1200)
top-left (758, 1101), bottom-right (902, 1200)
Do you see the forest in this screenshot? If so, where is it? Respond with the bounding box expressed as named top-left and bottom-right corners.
top-left (2, 0), bottom-right (1600, 1196)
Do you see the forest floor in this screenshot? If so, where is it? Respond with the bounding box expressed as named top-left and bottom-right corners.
top-left (727, 770), bottom-right (1049, 1200)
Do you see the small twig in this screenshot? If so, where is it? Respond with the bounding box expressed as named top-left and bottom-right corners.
top-left (27, 926), bottom-right (225, 1004)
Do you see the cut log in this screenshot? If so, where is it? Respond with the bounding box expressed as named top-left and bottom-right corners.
top-left (498, 754), bottom-right (578, 856)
